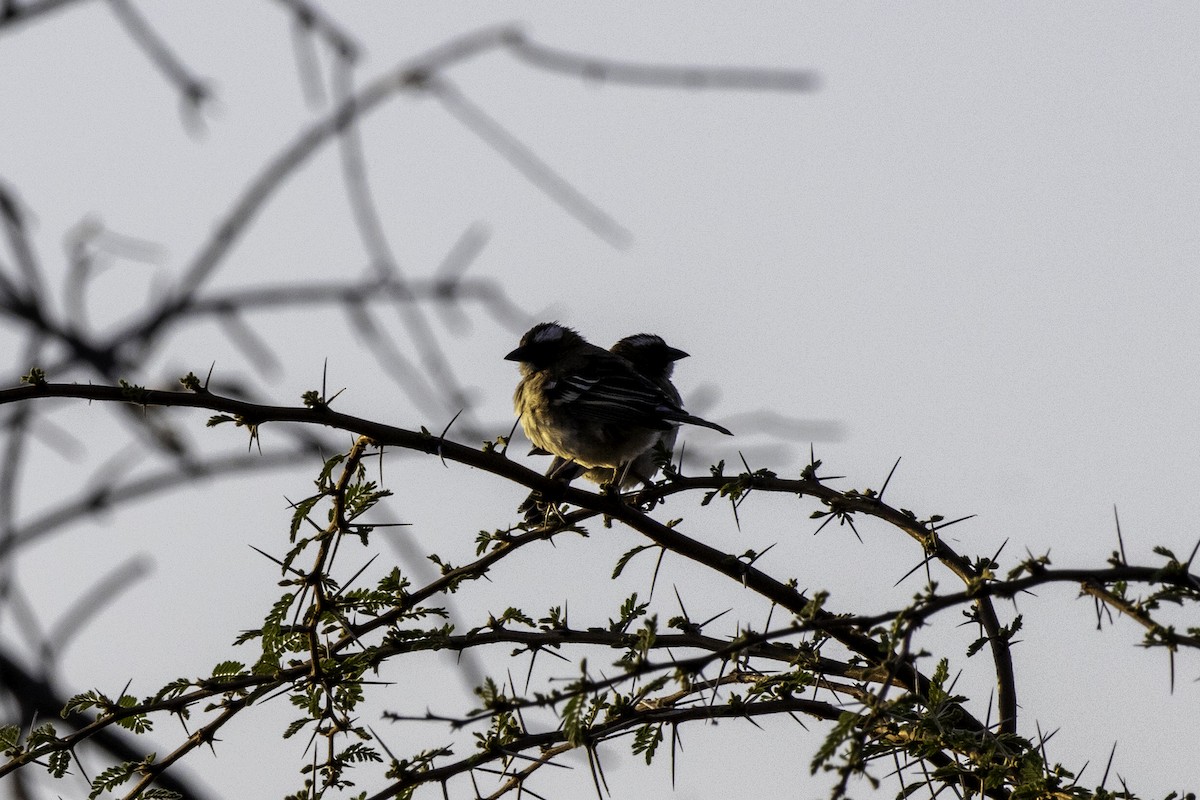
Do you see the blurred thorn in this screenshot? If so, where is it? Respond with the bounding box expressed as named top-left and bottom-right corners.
top-left (433, 223), bottom-right (491, 333)
top-left (27, 413), bottom-right (86, 460)
top-left (289, 4), bottom-right (329, 108)
top-left (217, 307), bottom-right (284, 379)
top-left (435, 222), bottom-right (491, 284)
top-left (107, 0), bottom-right (215, 126)
top-left (428, 76), bottom-right (633, 249)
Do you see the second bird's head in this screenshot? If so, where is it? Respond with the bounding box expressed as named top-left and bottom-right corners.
top-left (610, 333), bottom-right (689, 380)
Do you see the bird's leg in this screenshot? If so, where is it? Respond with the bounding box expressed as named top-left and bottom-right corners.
top-left (547, 457), bottom-right (580, 481)
top-left (629, 472), bottom-right (664, 510)
top-left (604, 462), bottom-right (634, 496)
top-left (536, 499), bottom-right (569, 529)
top-left (519, 456), bottom-right (580, 522)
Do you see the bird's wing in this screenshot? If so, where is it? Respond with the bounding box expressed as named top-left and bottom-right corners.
top-left (545, 360), bottom-right (676, 431)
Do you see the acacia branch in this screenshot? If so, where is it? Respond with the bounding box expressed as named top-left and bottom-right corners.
top-left (6, 382), bottom-right (957, 719)
top-left (365, 696), bottom-right (842, 800)
top-left (5, 383), bottom-right (1191, 798)
top-left (640, 470), bottom-right (1022, 732)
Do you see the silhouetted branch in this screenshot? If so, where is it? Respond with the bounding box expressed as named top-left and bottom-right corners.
top-left (332, 58), bottom-right (486, 436)
top-left (366, 696), bottom-right (841, 800)
top-left (428, 75), bottom-right (633, 248)
top-left (105, 0), bottom-right (211, 111)
top-left (5, 9), bottom-right (1176, 800)
top-left (191, 273), bottom-right (528, 328)
top-left (0, 0), bottom-right (88, 32)
top-left (505, 31), bottom-right (822, 93)
top-left (0, 444), bottom-right (322, 558)
top-left (0, 649), bottom-right (218, 800)
top-left (0, 183), bottom-right (43, 303)
top-left (1, 383), bottom-right (1192, 797)
top-left (272, 0), bottom-right (359, 61)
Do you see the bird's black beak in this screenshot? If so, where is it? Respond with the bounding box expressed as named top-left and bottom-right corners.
top-left (665, 346), bottom-right (689, 362)
top-left (504, 345), bottom-right (529, 362)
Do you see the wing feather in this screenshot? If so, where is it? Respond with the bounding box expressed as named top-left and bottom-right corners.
top-left (544, 359), bottom-right (675, 430)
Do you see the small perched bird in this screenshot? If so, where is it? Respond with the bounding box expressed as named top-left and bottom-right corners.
top-left (507, 322), bottom-right (731, 515)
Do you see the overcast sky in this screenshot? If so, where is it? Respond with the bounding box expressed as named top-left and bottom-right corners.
top-left (1, 4), bottom-right (1198, 798)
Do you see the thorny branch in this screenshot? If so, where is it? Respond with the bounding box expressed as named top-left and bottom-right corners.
top-left (1, 384), bottom-right (1196, 798)
top-left (0, 13), bottom-right (823, 793)
top-left (6, 6), bottom-right (1185, 800)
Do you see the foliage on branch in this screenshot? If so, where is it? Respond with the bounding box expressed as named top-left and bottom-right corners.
top-left (0, 385), bottom-right (1196, 798)
top-left (0, 4), bottom-right (1196, 800)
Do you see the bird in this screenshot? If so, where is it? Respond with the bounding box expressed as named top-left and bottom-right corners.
top-left (506, 322), bottom-right (731, 516)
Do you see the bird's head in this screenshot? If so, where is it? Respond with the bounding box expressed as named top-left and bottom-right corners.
top-left (610, 333), bottom-right (689, 380)
top-left (505, 322), bottom-right (585, 369)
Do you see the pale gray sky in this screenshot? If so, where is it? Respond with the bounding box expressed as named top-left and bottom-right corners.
top-left (1, 3), bottom-right (1197, 798)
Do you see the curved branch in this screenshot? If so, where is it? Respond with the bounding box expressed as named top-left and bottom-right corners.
top-left (0, 0), bottom-right (91, 32)
top-left (642, 471), bottom-right (1022, 732)
top-left (0, 384), bottom-right (996, 736)
top-left (106, 0), bottom-right (210, 109)
top-left (0, 445), bottom-right (323, 558)
top-left (366, 695), bottom-right (842, 800)
top-left (6, 384), bottom-right (1193, 799)
top-left (505, 31), bottom-right (822, 93)
top-left (0, 649), bottom-right (218, 800)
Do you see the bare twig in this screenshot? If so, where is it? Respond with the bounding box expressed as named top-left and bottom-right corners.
top-left (106, 0), bottom-right (211, 111)
top-left (505, 32), bottom-right (821, 93)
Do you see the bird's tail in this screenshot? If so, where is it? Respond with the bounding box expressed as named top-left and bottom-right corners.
top-left (679, 414), bottom-right (733, 436)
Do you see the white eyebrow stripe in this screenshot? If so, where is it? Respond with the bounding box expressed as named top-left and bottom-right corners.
top-left (533, 324), bottom-right (565, 343)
